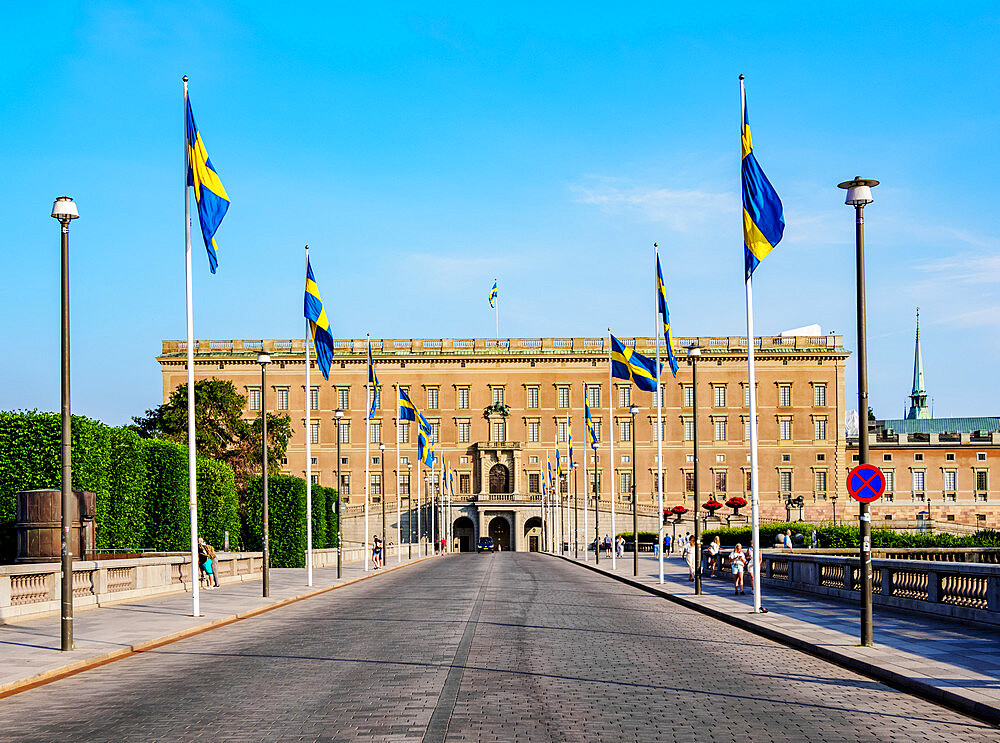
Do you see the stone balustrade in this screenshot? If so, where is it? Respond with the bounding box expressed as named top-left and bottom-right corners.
top-left (702, 549), bottom-right (1000, 627)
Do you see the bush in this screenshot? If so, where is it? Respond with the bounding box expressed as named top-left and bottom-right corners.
top-left (244, 475), bottom-right (307, 568)
top-left (197, 458), bottom-right (240, 552)
top-left (142, 439), bottom-right (190, 551)
top-left (615, 531), bottom-right (659, 542)
top-left (308, 484), bottom-right (328, 550)
top-left (103, 428), bottom-right (150, 550)
top-left (327, 489), bottom-right (340, 548)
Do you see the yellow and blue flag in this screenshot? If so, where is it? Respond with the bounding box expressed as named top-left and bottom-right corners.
top-left (448, 464), bottom-right (455, 496)
top-left (546, 453), bottom-right (553, 493)
top-left (367, 340), bottom-right (379, 419)
top-left (399, 388), bottom-right (417, 422)
top-left (567, 414), bottom-right (574, 468)
top-left (741, 78), bottom-right (785, 278)
top-left (304, 259), bottom-right (334, 380)
top-left (585, 403), bottom-right (598, 446)
top-left (555, 447), bottom-right (561, 480)
top-left (656, 254), bottom-right (679, 377)
top-left (186, 97), bottom-right (230, 274)
top-left (610, 334), bottom-right (660, 392)
top-left (489, 279), bottom-right (498, 308)
top-left (417, 428), bottom-right (435, 467)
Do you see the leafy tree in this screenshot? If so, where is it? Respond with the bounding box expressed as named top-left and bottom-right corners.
top-left (130, 379), bottom-right (291, 489)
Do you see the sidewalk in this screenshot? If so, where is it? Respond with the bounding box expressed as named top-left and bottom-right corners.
top-left (0, 550), bottom-right (435, 698)
top-left (556, 549), bottom-right (1000, 726)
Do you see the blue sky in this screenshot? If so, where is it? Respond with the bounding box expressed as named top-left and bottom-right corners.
top-left (3, 2), bottom-right (999, 425)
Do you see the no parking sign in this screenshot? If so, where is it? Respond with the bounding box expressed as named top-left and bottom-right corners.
top-left (847, 464), bottom-right (885, 504)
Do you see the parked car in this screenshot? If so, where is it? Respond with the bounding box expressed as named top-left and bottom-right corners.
top-left (477, 536), bottom-right (495, 553)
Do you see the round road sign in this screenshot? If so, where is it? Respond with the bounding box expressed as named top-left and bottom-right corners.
top-left (847, 464), bottom-right (886, 503)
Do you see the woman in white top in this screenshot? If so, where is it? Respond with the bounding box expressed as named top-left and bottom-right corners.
top-left (682, 535), bottom-right (697, 581)
top-left (708, 536), bottom-right (721, 578)
top-left (729, 543), bottom-right (747, 595)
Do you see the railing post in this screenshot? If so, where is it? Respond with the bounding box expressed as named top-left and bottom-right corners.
top-left (988, 575), bottom-right (1000, 612)
top-left (0, 574), bottom-right (10, 609)
top-left (926, 570), bottom-right (940, 604)
top-left (844, 563), bottom-right (853, 591)
top-left (880, 566), bottom-right (893, 596)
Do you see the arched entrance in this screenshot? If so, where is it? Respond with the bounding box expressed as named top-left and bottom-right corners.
top-left (453, 516), bottom-right (475, 552)
top-left (489, 464), bottom-right (510, 494)
top-left (488, 516), bottom-right (511, 551)
top-left (524, 516), bottom-right (542, 552)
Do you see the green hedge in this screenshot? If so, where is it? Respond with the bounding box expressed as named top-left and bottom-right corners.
top-left (702, 522), bottom-right (1000, 549)
top-left (615, 531), bottom-right (659, 542)
top-left (244, 475), bottom-right (307, 568)
top-left (0, 411), bottom-right (241, 562)
top-left (326, 488), bottom-right (340, 548)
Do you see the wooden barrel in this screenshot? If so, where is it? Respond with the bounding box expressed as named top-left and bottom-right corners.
top-left (15, 489), bottom-right (96, 564)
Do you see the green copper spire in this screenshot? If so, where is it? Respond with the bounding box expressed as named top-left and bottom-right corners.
top-left (906, 308), bottom-right (930, 420)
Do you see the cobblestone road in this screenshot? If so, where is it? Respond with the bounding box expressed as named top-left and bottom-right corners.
top-left (0, 554), bottom-right (995, 742)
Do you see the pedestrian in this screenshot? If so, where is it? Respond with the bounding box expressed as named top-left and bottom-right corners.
top-left (682, 534), bottom-right (696, 581)
top-left (663, 533), bottom-right (671, 555)
top-left (616, 535), bottom-right (624, 558)
top-left (199, 538), bottom-right (218, 589)
top-left (783, 529), bottom-right (793, 549)
top-left (197, 537), bottom-right (208, 586)
top-left (708, 535), bottom-right (721, 578)
top-left (730, 543), bottom-right (747, 595)
top-left (603, 534), bottom-right (612, 557)
top-left (372, 534), bottom-right (382, 570)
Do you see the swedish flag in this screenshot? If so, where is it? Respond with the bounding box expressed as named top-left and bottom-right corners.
top-left (567, 415), bottom-right (574, 468)
top-left (546, 455), bottom-right (554, 493)
top-left (585, 403), bottom-right (598, 447)
top-left (610, 334), bottom-right (660, 392)
top-left (186, 97), bottom-right (230, 274)
top-left (418, 428), bottom-right (435, 467)
top-left (656, 254), bottom-right (679, 378)
top-left (489, 280), bottom-right (498, 308)
top-left (367, 340), bottom-right (379, 419)
top-left (399, 388), bottom-right (417, 422)
top-left (555, 448), bottom-right (561, 479)
top-left (741, 78), bottom-right (785, 278)
top-left (304, 259), bottom-right (334, 380)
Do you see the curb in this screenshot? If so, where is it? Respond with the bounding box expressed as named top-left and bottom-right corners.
top-left (0, 554), bottom-right (440, 700)
top-left (553, 553), bottom-right (1000, 728)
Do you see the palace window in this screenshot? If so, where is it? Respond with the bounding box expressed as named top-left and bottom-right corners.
top-left (400, 474), bottom-right (410, 495)
top-left (528, 421), bottom-right (539, 442)
top-left (778, 385), bottom-right (791, 407)
top-left (370, 422), bottom-right (381, 444)
top-left (653, 419), bottom-right (666, 442)
top-left (527, 387), bottom-right (539, 408)
top-left (912, 470), bottom-right (925, 492)
top-left (944, 470), bottom-right (956, 492)
top-left (684, 420), bottom-right (694, 441)
top-left (460, 474), bottom-right (471, 494)
top-left (338, 388), bottom-right (350, 411)
top-left (814, 419), bottom-right (827, 440)
top-left (620, 471), bottom-right (632, 494)
top-left (884, 470), bottom-right (895, 492)
top-left (779, 471), bottom-right (792, 492)
top-left (685, 471), bottom-right (695, 493)
top-left (369, 387), bottom-right (379, 412)
top-left (457, 387), bottom-right (469, 409)
top-left (714, 420), bottom-right (726, 441)
top-left (309, 422), bottom-right (319, 444)
top-left (715, 471), bottom-right (727, 493)
top-left (683, 385), bottom-right (694, 408)
top-left (557, 387), bottom-right (570, 408)
top-left (588, 386), bottom-right (600, 408)
top-left (311, 474), bottom-right (320, 485)
top-left (492, 421), bottom-right (506, 442)
top-left (338, 421), bottom-right (350, 443)
top-left (426, 388), bottom-right (438, 410)
top-left (779, 420), bottom-right (792, 440)
top-left (276, 388), bottom-right (288, 410)
top-left (309, 387), bottom-right (319, 411)
top-left (492, 387), bottom-right (505, 405)
top-left (619, 419), bottom-right (631, 442)
top-left (430, 423), bottom-right (440, 444)
top-left (529, 473), bottom-right (540, 493)
top-left (339, 474), bottom-right (350, 495)
top-left (459, 421), bottom-right (470, 443)
top-left (814, 384), bottom-right (826, 406)
top-left (815, 471), bottom-right (827, 493)
top-left (248, 388), bottom-right (261, 411)
top-left (398, 421), bottom-right (410, 444)
top-left (713, 385), bottom-right (726, 407)
top-left (619, 386), bottom-right (630, 408)
top-left (371, 474), bottom-right (382, 496)
top-left (743, 384), bottom-right (751, 407)
top-left (977, 470), bottom-right (989, 491)
top-left (557, 419), bottom-right (567, 442)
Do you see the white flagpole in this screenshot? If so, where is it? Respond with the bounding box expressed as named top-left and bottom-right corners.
top-left (417, 450), bottom-right (422, 556)
top-left (183, 77), bottom-right (201, 617)
top-left (564, 412), bottom-right (570, 556)
top-left (395, 384), bottom-right (402, 563)
top-left (742, 76), bottom-right (763, 614)
top-left (364, 334), bottom-right (370, 572)
top-left (305, 246), bottom-right (313, 587)
top-left (583, 383), bottom-right (589, 561)
top-left (655, 244), bottom-right (664, 585)
top-left (608, 329), bottom-right (616, 569)
top-left (495, 279), bottom-right (499, 340)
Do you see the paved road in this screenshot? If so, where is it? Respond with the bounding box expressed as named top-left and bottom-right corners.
top-left (0, 554), bottom-right (995, 742)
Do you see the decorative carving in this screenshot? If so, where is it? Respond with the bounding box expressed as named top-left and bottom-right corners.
top-left (489, 463), bottom-right (510, 494)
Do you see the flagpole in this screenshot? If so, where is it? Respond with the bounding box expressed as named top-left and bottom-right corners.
top-left (417, 452), bottom-right (422, 556)
top-left (540, 456), bottom-right (546, 551)
top-left (655, 244), bottom-right (664, 585)
top-left (741, 76), bottom-right (764, 614)
top-left (582, 390), bottom-right (588, 561)
top-left (305, 246), bottom-right (313, 587)
top-left (495, 279), bottom-right (499, 340)
top-left (395, 384), bottom-right (402, 563)
top-left (608, 329), bottom-right (616, 569)
top-left (364, 334), bottom-right (370, 572)
top-left (564, 413), bottom-right (570, 556)
top-left (183, 76), bottom-right (201, 618)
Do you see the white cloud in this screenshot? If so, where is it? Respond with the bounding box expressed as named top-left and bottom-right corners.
top-left (915, 253), bottom-right (1000, 286)
top-left (571, 178), bottom-right (738, 232)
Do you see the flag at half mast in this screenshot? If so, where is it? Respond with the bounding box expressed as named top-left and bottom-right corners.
top-left (610, 334), bottom-right (660, 392)
top-left (741, 77), bottom-right (785, 278)
top-left (186, 96), bottom-right (230, 274)
top-left (304, 259), bottom-right (334, 380)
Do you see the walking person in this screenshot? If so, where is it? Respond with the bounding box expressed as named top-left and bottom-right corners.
top-left (603, 534), bottom-right (612, 558)
top-left (682, 534), bottom-right (696, 581)
top-left (372, 534), bottom-right (383, 570)
top-left (708, 536), bottom-right (721, 578)
top-left (782, 529), bottom-right (793, 549)
top-left (663, 533), bottom-right (671, 556)
top-left (730, 543), bottom-right (747, 595)
top-left (616, 535), bottom-right (624, 559)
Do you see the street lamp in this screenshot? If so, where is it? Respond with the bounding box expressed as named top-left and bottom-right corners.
top-left (838, 175), bottom-right (879, 647)
top-left (592, 443), bottom-right (600, 565)
top-left (257, 351), bottom-right (271, 597)
top-left (572, 462), bottom-right (579, 559)
top-left (629, 403), bottom-right (639, 576)
top-left (52, 196), bottom-right (78, 652)
top-left (334, 408), bottom-right (344, 578)
top-left (688, 342), bottom-right (703, 595)
top-left (379, 443), bottom-right (386, 566)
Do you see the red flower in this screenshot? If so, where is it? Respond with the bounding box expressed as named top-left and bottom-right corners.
top-left (725, 497), bottom-right (748, 509)
top-left (703, 500), bottom-right (724, 511)
top-left (670, 505), bottom-right (689, 515)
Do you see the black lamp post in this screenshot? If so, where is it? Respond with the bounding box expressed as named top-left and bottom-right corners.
top-left (629, 403), bottom-right (639, 576)
top-left (839, 175), bottom-right (879, 647)
top-left (257, 351), bottom-right (271, 597)
top-left (592, 443), bottom-right (599, 565)
top-left (335, 408), bottom-right (344, 578)
top-left (688, 342), bottom-right (702, 595)
top-left (52, 196), bottom-right (78, 652)
top-left (573, 462), bottom-right (579, 558)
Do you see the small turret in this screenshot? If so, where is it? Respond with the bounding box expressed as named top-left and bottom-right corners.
top-left (906, 308), bottom-right (930, 420)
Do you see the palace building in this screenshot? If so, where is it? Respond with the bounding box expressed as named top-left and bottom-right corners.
top-left (158, 333), bottom-right (849, 549)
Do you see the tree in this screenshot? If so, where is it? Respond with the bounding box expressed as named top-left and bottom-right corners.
top-left (131, 379), bottom-right (291, 488)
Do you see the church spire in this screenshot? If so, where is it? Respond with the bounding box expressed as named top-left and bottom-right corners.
top-left (906, 307), bottom-right (930, 419)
